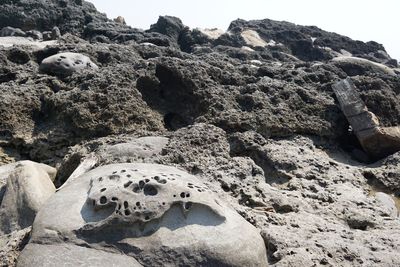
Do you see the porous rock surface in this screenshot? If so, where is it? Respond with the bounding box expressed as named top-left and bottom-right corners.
top-left (19, 163), bottom-right (267, 267)
top-left (0, 0), bottom-right (399, 266)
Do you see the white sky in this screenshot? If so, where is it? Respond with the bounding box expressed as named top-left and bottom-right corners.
top-left (87, 0), bottom-right (399, 60)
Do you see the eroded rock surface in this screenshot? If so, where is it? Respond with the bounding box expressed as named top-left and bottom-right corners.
top-left (0, 1), bottom-right (399, 266)
top-left (19, 163), bottom-right (267, 267)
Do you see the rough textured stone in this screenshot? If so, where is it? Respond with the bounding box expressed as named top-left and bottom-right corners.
top-left (51, 26), bottom-right (61, 40)
top-left (364, 152), bottom-right (400, 191)
top-left (0, 1), bottom-right (399, 266)
top-left (58, 123), bottom-right (400, 266)
top-left (17, 243), bottom-right (143, 267)
top-left (19, 163), bottom-right (267, 266)
top-left (0, 227), bottom-right (31, 267)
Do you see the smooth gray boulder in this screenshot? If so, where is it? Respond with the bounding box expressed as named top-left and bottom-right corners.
top-left (0, 27), bottom-right (26, 37)
top-left (375, 192), bottom-right (398, 218)
top-left (100, 136), bottom-right (169, 160)
top-left (18, 163), bottom-right (267, 267)
top-left (0, 161), bottom-right (56, 235)
top-left (332, 56), bottom-right (396, 76)
top-left (18, 243), bottom-right (142, 267)
top-left (39, 52), bottom-right (98, 77)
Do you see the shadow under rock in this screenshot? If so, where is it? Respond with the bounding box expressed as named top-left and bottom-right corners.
top-left (77, 202), bottom-right (225, 242)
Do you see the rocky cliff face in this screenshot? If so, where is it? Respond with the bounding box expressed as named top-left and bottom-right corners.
top-left (0, 1), bottom-right (399, 266)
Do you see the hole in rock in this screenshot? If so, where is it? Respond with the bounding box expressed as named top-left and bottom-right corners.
top-left (100, 188), bottom-right (106, 192)
top-left (136, 202), bottom-right (141, 207)
top-left (132, 185), bottom-right (141, 193)
top-left (100, 196), bottom-right (107, 204)
top-left (336, 129), bottom-right (372, 163)
top-left (111, 197), bottom-right (118, 201)
top-left (124, 181), bottom-right (132, 188)
top-left (125, 210), bottom-right (131, 216)
top-left (136, 65), bottom-right (205, 132)
top-left (0, 68), bottom-right (16, 83)
top-left (163, 113), bottom-right (188, 131)
top-left (109, 174), bottom-right (120, 180)
top-left (144, 185), bottom-right (158, 196)
top-left (184, 202), bottom-right (192, 210)
top-left (228, 137), bottom-right (291, 187)
top-left (55, 153), bottom-right (82, 187)
top-left (124, 201), bottom-right (129, 208)
top-left (180, 192), bottom-right (186, 198)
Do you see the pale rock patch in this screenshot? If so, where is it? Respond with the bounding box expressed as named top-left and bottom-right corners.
top-left (0, 161), bottom-right (56, 235)
top-left (19, 163), bottom-right (267, 267)
top-left (241, 29), bottom-right (267, 47)
top-left (196, 28), bottom-right (225, 40)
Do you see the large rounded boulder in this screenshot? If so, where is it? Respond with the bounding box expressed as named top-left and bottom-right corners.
top-left (39, 52), bottom-right (98, 77)
top-left (17, 163), bottom-right (268, 267)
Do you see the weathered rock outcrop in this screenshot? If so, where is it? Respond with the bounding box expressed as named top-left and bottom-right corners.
top-left (19, 163), bottom-right (267, 266)
top-left (0, 0), bottom-right (399, 266)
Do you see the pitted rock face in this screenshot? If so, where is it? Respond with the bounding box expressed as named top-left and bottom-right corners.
top-left (39, 52), bottom-right (98, 77)
top-left (19, 163), bottom-right (268, 267)
top-left (81, 166), bottom-right (223, 234)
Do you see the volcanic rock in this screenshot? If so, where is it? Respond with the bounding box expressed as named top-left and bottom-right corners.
top-left (0, 1), bottom-right (399, 266)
